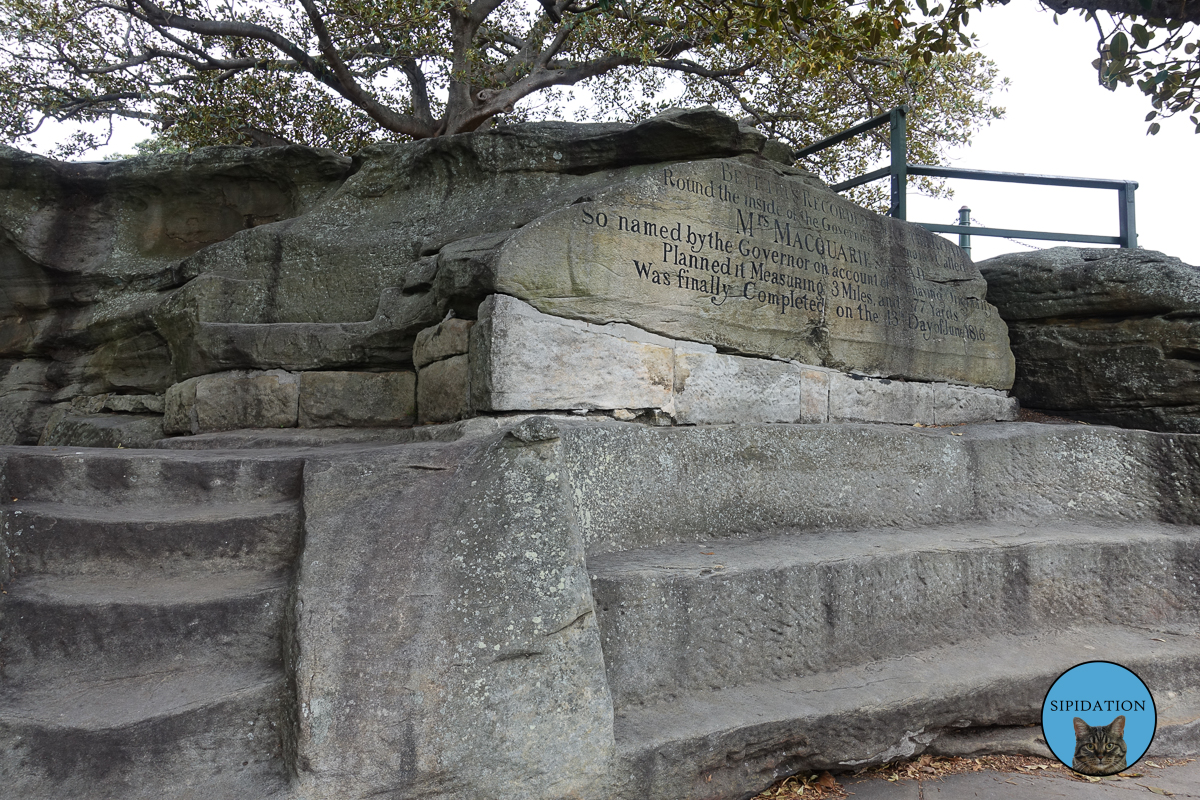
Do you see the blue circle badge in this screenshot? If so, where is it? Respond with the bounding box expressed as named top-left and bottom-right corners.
top-left (1042, 661), bottom-right (1157, 776)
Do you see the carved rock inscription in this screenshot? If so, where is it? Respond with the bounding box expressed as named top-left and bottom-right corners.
top-left (493, 158), bottom-right (1015, 390)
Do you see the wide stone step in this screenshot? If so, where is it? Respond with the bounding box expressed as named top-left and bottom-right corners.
top-left (612, 625), bottom-right (1200, 800)
top-left (0, 447), bottom-right (304, 508)
top-left (1, 570), bottom-right (289, 684)
top-left (590, 522), bottom-right (1200, 709)
top-left (3, 500), bottom-right (302, 576)
top-left (0, 665), bottom-right (290, 800)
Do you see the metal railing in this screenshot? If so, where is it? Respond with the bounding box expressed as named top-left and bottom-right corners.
top-left (794, 106), bottom-right (1138, 249)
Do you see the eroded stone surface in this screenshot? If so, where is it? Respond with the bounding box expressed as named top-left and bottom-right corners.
top-left (471, 294), bottom-right (1013, 427)
top-left (416, 355), bottom-right (471, 424)
top-left (673, 351), bottom-right (805, 425)
top-left (0, 144), bottom-right (353, 443)
top-left (38, 413), bottom-right (165, 448)
top-left (471, 295), bottom-right (675, 413)
top-left (294, 433), bottom-right (614, 800)
top-left (3, 108), bottom-right (1016, 442)
top-left (979, 247), bottom-right (1200, 433)
top-left (298, 371), bottom-right (415, 428)
top-left (483, 158), bottom-right (1013, 389)
top-left (413, 318), bottom-right (475, 368)
top-left (165, 369), bottom-right (299, 434)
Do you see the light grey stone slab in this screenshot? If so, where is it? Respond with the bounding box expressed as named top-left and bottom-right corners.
top-left (932, 383), bottom-right (1019, 424)
top-left (412, 318), bottom-right (475, 368)
top-left (673, 351), bottom-right (804, 424)
top-left (470, 294), bottom-right (674, 412)
top-left (417, 354), bottom-right (472, 424)
top-left (800, 365), bottom-right (832, 423)
top-left (828, 372), bottom-right (934, 424)
top-left (828, 372), bottom-right (1017, 425)
top-left (298, 370), bottom-right (416, 428)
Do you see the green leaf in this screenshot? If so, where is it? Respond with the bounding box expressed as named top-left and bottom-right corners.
top-left (1145, 110), bottom-right (1157, 120)
top-left (1111, 32), bottom-right (1129, 60)
top-left (1131, 24), bottom-right (1150, 48)
top-left (1148, 122), bottom-right (1161, 134)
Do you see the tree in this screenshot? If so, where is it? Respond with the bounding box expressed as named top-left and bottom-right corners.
top-left (0, 0), bottom-right (994, 158)
top-left (1040, 0), bottom-right (1200, 134)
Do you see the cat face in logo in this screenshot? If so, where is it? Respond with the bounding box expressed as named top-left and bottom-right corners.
top-left (1072, 715), bottom-right (1128, 776)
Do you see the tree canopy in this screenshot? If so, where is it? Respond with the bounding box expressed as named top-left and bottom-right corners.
top-left (0, 1), bottom-right (992, 148)
top-left (0, 1), bottom-right (1191, 184)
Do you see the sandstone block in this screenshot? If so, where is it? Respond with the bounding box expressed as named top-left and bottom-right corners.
top-left (932, 384), bottom-right (1019, 425)
top-left (479, 159), bottom-right (1014, 390)
top-left (829, 373), bottom-right (933, 425)
top-left (163, 376), bottom-right (201, 435)
top-left (102, 394), bottom-right (166, 414)
top-left (39, 413), bottom-right (164, 448)
top-left (828, 373), bottom-right (1017, 425)
top-left (417, 356), bottom-right (471, 424)
top-left (470, 295), bottom-right (673, 412)
top-left (164, 370), bottom-right (298, 434)
top-left (800, 366), bottom-right (832, 424)
top-left (299, 371), bottom-right (416, 428)
top-left (413, 318), bottom-right (475, 368)
top-left (673, 351), bottom-right (804, 425)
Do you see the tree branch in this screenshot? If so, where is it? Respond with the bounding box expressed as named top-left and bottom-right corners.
top-left (1041, 0), bottom-right (1200, 25)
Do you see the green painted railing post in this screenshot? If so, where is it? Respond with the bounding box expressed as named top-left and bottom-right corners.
top-left (958, 205), bottom-right (971, 258)
top-left (1119, 181), bottom-right (1138, 248)
top-left (889, 106), bottom-right (908, 220)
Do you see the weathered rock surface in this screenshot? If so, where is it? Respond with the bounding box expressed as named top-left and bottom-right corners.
top-left (39, 412), bottom-right (164, 448)
top-left (0, 143), bottom-right (354, 443)
top-left (165, 369), bottom-right (300, 434)
top-left (5, 420), bottom-right (1200, 800)
top-left (413, 317), bottom-right (475, 368)
top-left (470, 294), bottom-right (1016, 425)
top-left (481, 157), bottom-right (1013, 389)
top-left (416, 354), bottom-right (471, 424)
top-left (298, 371), bottom-right (416, 427)
top-left (2, 106), bottom-right (1015, 444)
top-left (979, 247), bottom-right (1200, 432)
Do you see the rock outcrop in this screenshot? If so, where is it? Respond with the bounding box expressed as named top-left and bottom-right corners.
top-left (979, 246), bottom-right (1200, 433)
top-left (0, 143), bottom-right (354, 443)
top-left (2, 107), bottom-right (1018, 445)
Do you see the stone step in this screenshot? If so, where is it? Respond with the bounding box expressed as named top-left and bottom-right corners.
top-left (612, 625), bottom-right (1200, 800)
top-left (0, 447), bottom-right (304, 508)
top-left (1, 570), bottom-right (289, 685)
top-left (589, 521), bottom-right (1200, 709)
top-left (3, 500), bottom-right (302, 576)
top-left (0, 665), bottom-right (290, 800)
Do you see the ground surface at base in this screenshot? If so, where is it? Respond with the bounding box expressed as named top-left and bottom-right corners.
top-left (838, 757), bottom-right (1200, 798)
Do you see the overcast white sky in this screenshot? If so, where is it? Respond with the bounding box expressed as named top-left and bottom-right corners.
top-left (23, 2), bottom-right (1197, 265)
top-left (907, 2), bottom-right (1198, 265)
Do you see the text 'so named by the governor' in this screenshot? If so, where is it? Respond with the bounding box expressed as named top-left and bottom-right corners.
top-left (495, 159), bottom-right (1016, 390)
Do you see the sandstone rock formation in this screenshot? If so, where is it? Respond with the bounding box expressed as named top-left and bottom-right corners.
top-left (0, 143), bottom-right (353, 443)
top-left (2, 107), bottom-right (1017, 446)
top-left (979, 247), bottom-right (1200, 433)
top-left (7, 420), bottom-right (1200, 800)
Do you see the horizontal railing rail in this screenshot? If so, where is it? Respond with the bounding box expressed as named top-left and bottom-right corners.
top-left (796, 106), bottom-right (1138, 250)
